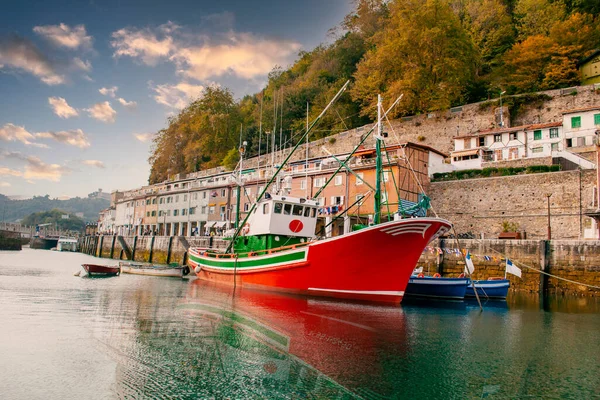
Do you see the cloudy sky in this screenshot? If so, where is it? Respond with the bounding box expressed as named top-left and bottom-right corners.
top-left (0, 0), bottom-right (351, 199)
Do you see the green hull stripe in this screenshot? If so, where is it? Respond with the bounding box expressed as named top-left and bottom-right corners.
top-left (189, 249), bottom-right (306, 269)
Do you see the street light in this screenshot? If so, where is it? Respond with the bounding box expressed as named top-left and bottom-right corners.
top-left (499, 90), bottom-right (506, 127)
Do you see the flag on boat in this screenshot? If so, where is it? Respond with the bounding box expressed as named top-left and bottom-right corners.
top-left (465, 252), bottom-right (475, 274)
top-left (505, 259), bottom-right (521, 278)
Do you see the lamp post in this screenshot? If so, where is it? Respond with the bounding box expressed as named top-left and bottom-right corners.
top-left (499, 90), bottom-right (506, 127)
top-left (546, 193), bottom-right (552, 240)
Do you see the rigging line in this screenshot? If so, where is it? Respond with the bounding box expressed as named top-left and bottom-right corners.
top-left (334, 107), bottom-right (349, 131)
top-left (469, 240), bottom-right (600, 290)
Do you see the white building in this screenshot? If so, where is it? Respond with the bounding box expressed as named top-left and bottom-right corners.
top-left (562, 106), bottom-right (600, 149)
top-left (98, 207), bottom-right (115, 234)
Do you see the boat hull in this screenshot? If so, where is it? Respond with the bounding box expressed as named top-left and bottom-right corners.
top-left (82, 264), bottom-right (120, 276)
top-left (119, 262), bottom-right (189, 278)
top-left (404, 277), bottom-right (469, 300)
top-left (189, 218), bottom-right (451, 304)
top-left (465, 279), bottom-right (510, 299)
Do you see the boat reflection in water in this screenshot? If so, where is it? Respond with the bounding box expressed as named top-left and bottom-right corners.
top-left (175, 280), bottom-right (407, 398)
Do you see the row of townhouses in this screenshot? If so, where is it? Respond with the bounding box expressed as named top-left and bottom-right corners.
top-left (450, 106), bottom-right (600, 170)
top-left (99, 142), bottom-right (446, 237)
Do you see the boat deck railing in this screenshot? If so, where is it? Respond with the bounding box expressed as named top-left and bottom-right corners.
top-left (201, 241), bottom-right (310, 259)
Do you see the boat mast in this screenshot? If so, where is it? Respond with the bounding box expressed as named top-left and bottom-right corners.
top-left (305, 101), bottom-right (309, 198)
top-left (235, 125), bottom-right (246, 229)
top-left (225, 80), bottom-right (350, 253)
top-left (374, 94), bottom-right (383, 225)
top-left (258, 91), bottom-right (263, 164)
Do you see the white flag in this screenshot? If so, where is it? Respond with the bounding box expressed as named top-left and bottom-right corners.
top-left (505, 259), bottom-right (521, 278)
top-left (465, 252), bottom-right (475, 274)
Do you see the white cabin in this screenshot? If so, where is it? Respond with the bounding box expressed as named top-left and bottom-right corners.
top-left (246, 194), bottom-right (320, 238)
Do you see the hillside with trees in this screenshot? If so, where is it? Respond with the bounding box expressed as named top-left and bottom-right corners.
top-left (148, 0), bottom-right (600, 184)
top-left (21, 209), bottom-right (86, 233)
top-left (0, 193), bottom-right (109, 223)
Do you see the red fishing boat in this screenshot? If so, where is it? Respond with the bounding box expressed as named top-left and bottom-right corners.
top-left (82, 263), bottom-right (121, 276)
top-left (188, 89), bottom-right (452, 304)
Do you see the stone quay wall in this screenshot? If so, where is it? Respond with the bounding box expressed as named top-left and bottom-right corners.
top-left (419, 239), bottom-right (600, 297)
top-left (429, 170), bottom-right (597, 240)
top-left (79, 235), bottom-right (228, 265)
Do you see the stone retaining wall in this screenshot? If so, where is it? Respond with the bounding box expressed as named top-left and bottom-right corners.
top-left (419, 239), bottom-right (600, 296)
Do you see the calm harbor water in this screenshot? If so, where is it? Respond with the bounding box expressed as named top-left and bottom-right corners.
top-left (0, 248), bottom-right (599, 399)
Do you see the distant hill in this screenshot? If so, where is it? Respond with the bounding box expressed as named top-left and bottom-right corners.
top-left (21, 209), bottom-right (86, 233)
top-left (0, 194), bottom-right (109, 223)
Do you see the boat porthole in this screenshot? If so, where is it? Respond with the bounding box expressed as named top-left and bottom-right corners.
top-left (275, 236), bottom-right (280, 241)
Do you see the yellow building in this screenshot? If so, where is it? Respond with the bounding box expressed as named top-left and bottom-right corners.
top-left (579, 50), bottom-right (600, 85)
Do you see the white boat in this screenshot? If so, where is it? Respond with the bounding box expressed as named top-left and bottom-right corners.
top-left (57, 237), bottom-right (78, 252)
top-left (119, 262), bottom-right (190, 278)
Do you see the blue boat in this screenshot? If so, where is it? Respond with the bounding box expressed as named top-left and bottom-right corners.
top-left (404, 276), bottom-right (469, 300)
top-left (465, 279), bottom-right (510, 299)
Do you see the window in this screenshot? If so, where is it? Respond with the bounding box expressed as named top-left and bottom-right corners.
top-left (356, 172), bottom-right (364, 185)
top-left (566, 138), bottom-right (573, 148)
top-left (317, 197), bottom-right (325, 206)
top-left (182, 208), bottom-right (187, 216)
top-left (509, 132), bottom-right (518, 141)
top-left (189, 207), bottom-right (196, 215)
top-left (494, 134), bottom-right (502, 142)
top-left (283, 204), bottom-right (292, 215)
top-left (146, 211), bottom-right (150, 217)
top-left (571, 116), bottom-right (581, 128)
top-left (152, 198), bottom-right (157, 204)
top-left (532, 147), bottom-right (543, 153)
top-left (203, 192), bottom-right (207, 199)
top-left (183, 194), bottom-right (188, 201)
top-left (577, 137), bottom-right (585, 147)
top-left (595, 114), bottom-right (600, 126)
top-left (533, 130), bottom-right (542, 140)
top-left (209, 206), bottom-right (215, 214)
top-left (173, 209), bottom-right (179, 216)
top-left (263, 203), bottom-right (270, 214)
top-left (201, 206), bottom-right (207, 214)
top-left (463, 139), bottom-right (471, 149)
top-left (258, 186), bottom-right (264, 195)
top-left (383, 172), bottom-right (389, 182)
top-left (314, 177), bottom-right (325, 187)
top-left (355, 194), bottom-right (365, 205)
top-left (334, 176), bottom-right (343, 186)
top-left (193, 193), bottom-right (198, 200)
top-left (167, 197), bottom-right (172, 204)
top-left (232, 190), bottom-right (237, 198)
top-left (274, 203), bottom-right (283, 214)
top-left (551, 143), bottom-right (559, 152)
top-left (175, 195), bottom-right (179, 202)
top-left (549, 128), bottom-right (559, 138)
top-left (159, 198), bottom-right (164, 204)
top-left (330, 196), bottom-right (344, 205)
top-left (303, 207), bottom-right (311, 217)
top-left (167, 210), bottom-right (171, 216)
top-left (292, 205), bottom-right (303, 216)
top-left (151, 211), bottom-right (156, 217)
top-left (478, 137), bottom-right (485, 147)
top-left (300, 180), bottom-right (306, 190)
top-left (146, 199), bottom-right (151, 205)
top-left (221, 189), bottom-right (226, 197)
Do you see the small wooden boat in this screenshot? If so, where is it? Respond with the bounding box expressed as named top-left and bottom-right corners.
top-left (404, 275), bottom-right (469, 300)
top-left (82, 264), bottom-right (120, 276)
top-left (119, 262), bottom-right (190, 278)
top-left (465, 278), bottom-right (510, 299)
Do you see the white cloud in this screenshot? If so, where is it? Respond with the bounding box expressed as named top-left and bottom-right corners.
top-left (0, 36), bottom-right (64, 85)
top-left (33, 23), bottom-right (93, 50)
top-left (82, 159), bottom-right (105, 168)
top-left (0, 167), bottom-right (22, 177)
top-left (99, 86), bottom-right (118, 97)
top-left (35, 129), bottom-right (90, 148)
top-left (72, 57), bottom-right (92, 72)
top-left (150, 81), bottom-right (205, 109)
top-left (133, 133), bottom-right (154, 142)
top-left (48, 96), bottom-right (78, 119)
top-left (0, 123), bottom-right (39, 146)
top-left (23, 156), bottom-right (71, 182)
top-left (170, 33), bottom-right (302, 81)
top-left (110, 22), bottom-right (301, 81)
top-left (0, 182), bottom-right (10, 187)
top-left (117, 97), bottom-right (137, 110)
top-left (85, 101), bottom-right (117, 123)
top-left (111, 22), bottom-right (177, 65)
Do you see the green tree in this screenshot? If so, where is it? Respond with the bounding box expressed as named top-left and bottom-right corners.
top-left (514, 0), bottom-right (566, 39)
